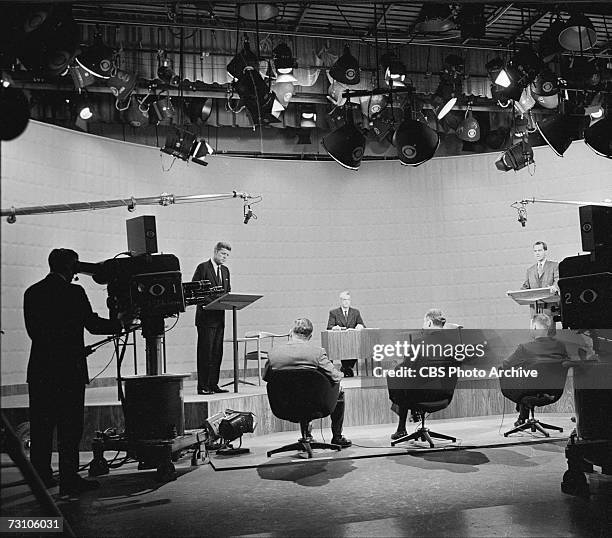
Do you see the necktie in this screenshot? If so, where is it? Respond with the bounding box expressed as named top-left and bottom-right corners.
top-left (538, 262), bottom-right (543, 277)
top-left (217, 265), bottom-right (222, 287)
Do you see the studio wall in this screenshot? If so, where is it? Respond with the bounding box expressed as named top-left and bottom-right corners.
top-left (1, 120), bottom-right (610, 385)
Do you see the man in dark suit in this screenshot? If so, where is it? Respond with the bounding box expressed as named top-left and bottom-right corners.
top-left (327, 290), bottom-right (365, 377)
top-left (24, 248), bottom-right (121, 495)
top-left (502, 313), bottom-right (571, 426)
top-left (192, 241), bottom-right (231, 395)
top-left (389, 308), bottom-right (464, 440)
top-left (521, 241), bottom-right (560, 315)
top-left (263, 318), bottom-right (351, 447)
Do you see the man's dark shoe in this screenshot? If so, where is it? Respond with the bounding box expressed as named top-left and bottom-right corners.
top-left (212, 386), bottom-right (229, 394)
top-left (390, 430), bottom-right (408, 441)
top-left (514, 417), bottom-right (527, 427)
top-left (331, 436), bottom-right (352, 448)
top-left (59, 477), bottom-right (100, 496)
top-left (197, 388), bottom-right (213, 395)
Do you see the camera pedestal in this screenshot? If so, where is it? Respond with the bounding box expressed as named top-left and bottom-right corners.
top-left (89, 374), bottom-right (206, 482)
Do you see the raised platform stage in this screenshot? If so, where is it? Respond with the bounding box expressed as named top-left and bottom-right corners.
top-left (1, 373), bottom-right (577, 450)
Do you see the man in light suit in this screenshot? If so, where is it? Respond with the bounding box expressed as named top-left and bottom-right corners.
top-left (192, 241), bottom-right (231, 395)
top-left (327, 290), bottom-right (365, 377)
top-left (521, 241), bottom-right (559, 315)
top-left (263, 318), bottom-right (351, 448)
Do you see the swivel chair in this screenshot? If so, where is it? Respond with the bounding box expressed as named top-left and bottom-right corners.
top-left (266, 368), bottom-right (341, 458)
top-left (501, 357), bottom-right (569, 437)
top-left (388, 356), bottom-right (460, 448)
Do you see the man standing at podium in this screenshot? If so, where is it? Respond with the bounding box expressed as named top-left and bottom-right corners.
top-left (327, 290), bottom-right (365, 377)
top-left (521, 241), bottom-right (559, 315)
top-left (193, 241), bottom-right (231, 395)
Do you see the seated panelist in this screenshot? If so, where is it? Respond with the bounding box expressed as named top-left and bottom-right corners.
top-left (389, 309), bottom-right (464, 440)
top-left (264, 318), bottom-right (352, 448)
top-left (502, 313), bottom-right (571, 427)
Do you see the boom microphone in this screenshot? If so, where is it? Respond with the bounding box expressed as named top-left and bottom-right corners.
top-left (243, 206), bottom-right (253, 224)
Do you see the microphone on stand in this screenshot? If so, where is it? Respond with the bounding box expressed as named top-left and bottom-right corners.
top-left (243, 205), bottom-right (253, 224)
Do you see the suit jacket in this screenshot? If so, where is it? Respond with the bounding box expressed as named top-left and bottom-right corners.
top-left (192, 259), bottom-right (231, 327)
top-left (24, 273), bottom-right (120, 385)
top-left (263, 340), bottom-right (343, 385)
top-left (522, 260), bottom-right (559, 290)
top-left (502, 336), bottom-right (569, 369)
top-left (327, 307), bottom-right (365, 330)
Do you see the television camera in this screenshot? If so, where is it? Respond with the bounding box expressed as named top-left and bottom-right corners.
top-left (557, 204), bottom-right (612, 498)
top-left (77, 252), bottom-right (223, 375)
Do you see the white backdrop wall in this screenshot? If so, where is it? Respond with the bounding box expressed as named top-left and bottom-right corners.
top-left (1, 121), bottom-right (610, 385)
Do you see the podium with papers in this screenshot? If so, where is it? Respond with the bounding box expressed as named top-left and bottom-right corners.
top-left (506, 287), bottom-right (560, 314)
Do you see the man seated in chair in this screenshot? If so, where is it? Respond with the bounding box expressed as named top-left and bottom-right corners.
top-left (263, 318), bottom-right (352, 448)
top-left (389, 308), bottom-right (463, 440)
top-left (502, 313), bottom-right (570, 427)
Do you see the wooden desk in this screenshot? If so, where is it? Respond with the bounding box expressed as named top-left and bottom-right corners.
top-left (320, 329), bottom-right (381, 375)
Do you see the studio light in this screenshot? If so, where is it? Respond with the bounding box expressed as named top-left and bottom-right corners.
top-left (216, 411), bottom-right (256, 455)
top-left (227, 39), bottom-right (259, 80)
top-left (322, 106), bottom-right (365, 170)
top-left (77, 97), bottom-right (94, 120)
top-left (456, 105), bottom-right (480, 142)
top-left (233, 68), bottom-right (280, 126)
top-left (75, 33), bottom-right (114, 79)
top-left (584, 117), bottom-right (612, 158)
top-left (329, 45), bottom-right (360, 85)
top-left (191, 140), bottom-right (215, 166)
top-left (539, 18), bottom-right (567, 62)
top-left (514, 86), bottom-right (536, 115)
top-left (18, 4), bottom-right (79, 77)
top-left (434, 55), bottom-right (464, 119)
top-left (393, 111), bottom-right (440, 166)
top-left (495, 141), bottom-right (534, 172)
top-left (531, 69), bottom-right (559, 100)
top-left (0, 87), bottom-right (30, 141)
top-left (300, 106), bottom-right (317, 128)
top-left (273, 43), bottom-right (296, 74)
top-left (360, 94), bottom-right (387, 124)
top-left (121, 95), bottom-right (148, 128)
top-left (157, 52), bottom-right (179, 86)
top-left (414, 4), bottom-right (457, 33)
top-left (160, 127), bottom-right (215, 165)
top-left (487, 48), bottom-right (542, 102)
top-left (584, 93), bottom-right (604, 120)
top-left (558, 14), bottom-right (598, 52)
top-left (161, 128), bottom-right (197, 161)
top-left (384, 60), bottom-right (407, 88)
top-left (271, 80), bottom-right (295, 108)
top-left (536, 114), bottom-right (574, 157)
top-left (185, 98), bottom-right (212, 124)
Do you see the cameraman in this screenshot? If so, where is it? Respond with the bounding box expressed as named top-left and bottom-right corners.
top-left (24, 248), bottom-right (122, 496)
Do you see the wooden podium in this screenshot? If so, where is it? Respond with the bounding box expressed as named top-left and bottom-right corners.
top-left (202, 293), bottom-right (262, 393)
top-left (320, 328), bottom-right (380, 375)
top-left (507, 287), bottom-right (560, 314)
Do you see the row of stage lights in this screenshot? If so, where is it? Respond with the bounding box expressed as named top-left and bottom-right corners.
top-left (2, 5), bottom-right (611, 168)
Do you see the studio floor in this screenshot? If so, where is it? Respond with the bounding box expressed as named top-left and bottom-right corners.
top-left (1, 414), bottom-right (611, 537)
